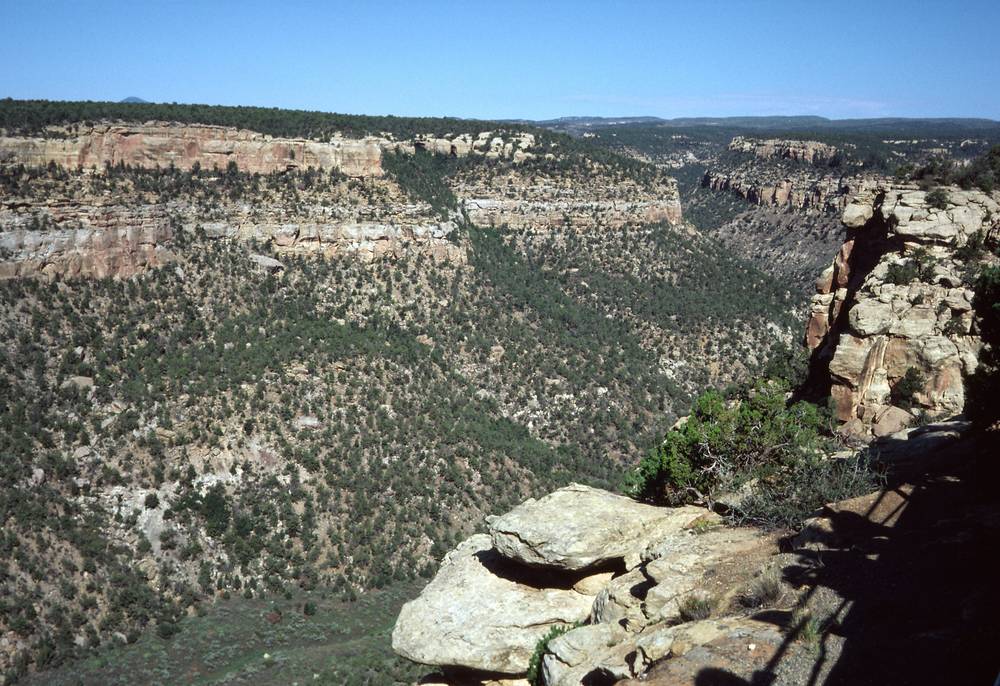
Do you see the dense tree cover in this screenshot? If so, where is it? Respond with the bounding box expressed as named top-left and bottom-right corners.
top-left (582, 123), bottom-right (1000, 181)
top-left (900, 144), bottom-right (1000, 193)
top-left (0, 207), bottom-right (799, 679)
top-left (0, 98), bottom-right (517, 141)
top-left (381, 149), bottom-right (460, 217)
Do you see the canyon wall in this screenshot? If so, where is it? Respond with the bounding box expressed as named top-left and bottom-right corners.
top-left (0, 196), bottom-right (463, 279)
top-left (0, 123), bottom-right (385, 177)
top-left (0, 123), bottom-right (543, 178)
top-left (806, 184), bottom-right (998, 438)
top-left (728, 136), bottom-right (839, 165)
top-left (702, 169), bottom-right (881, 213)
top-left (0, 122), bottom-right (681, 279)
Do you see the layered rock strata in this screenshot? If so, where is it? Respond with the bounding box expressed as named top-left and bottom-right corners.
top-left (0, 123), bottom-right (385, 177)
top-left (728, 136), bottom-right (840, 165)
top-left (702, 169), bottom-right (881, 213)
top-left (0, 123), bottom-right (542, 178)
top-left (1, 122), bottom-right (682, 278)
top-left (0, 196), bottom-right (463, 279)
top-left (805, 184), bottom-right (998, 437)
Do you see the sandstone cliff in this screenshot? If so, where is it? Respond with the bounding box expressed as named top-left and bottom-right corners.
top-left (728, 136), bottom-right (840, 165)
top-left (0, 122), bottom-right (681, 279)
top-left (0, 122), bottom-right (544, 178)
top-left (701, 168), bottom-right (881, 213)
top-left (805, 184), bottom-right (999, 438)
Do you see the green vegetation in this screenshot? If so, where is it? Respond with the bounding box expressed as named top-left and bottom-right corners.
top-left (626, 380), bottom-right (828, 506)
top-left (886, 247), bottom-right (937, 286)
top-left (926, 187), bottom-right (951, 209)
top-left (0, 210), bottom-right (799, 678)
top-left (526, 624), bottom-right (577, 686)
top-left (20, 582), bottom-right (425, 686)
top-left (905, 145), bottom-right (1000, 192)
top-left (891, 368), bottom-right (926, 411)
top-left (626, 378), bottom-right (881, 529)
top-left (381, 149), bottom-right (459, 217)
top-left (678, 593), bottom-right (714, 622)
top-left (0, 97), bottom-right (515, 141)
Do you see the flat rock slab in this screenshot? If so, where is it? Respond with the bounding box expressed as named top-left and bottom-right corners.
top-left (488, 484), bottom-right (707, 571)
top-left (545, 617), bottom-right (775, 686)
top-left (614, 618), bottom-right (789, 686)
top-left (392, 534), bottom-right (593, 675)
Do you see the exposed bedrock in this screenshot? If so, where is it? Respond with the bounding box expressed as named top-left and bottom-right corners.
top-left (805, 183), bottom-right (998, 438)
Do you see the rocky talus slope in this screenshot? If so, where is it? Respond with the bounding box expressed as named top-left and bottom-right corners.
top-left (805, 184), bottom-right (999, 438)
top-left (0, 123), bottom-right (681, 279)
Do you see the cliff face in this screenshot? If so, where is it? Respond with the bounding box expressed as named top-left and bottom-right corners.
top-left (0, 123), bottom-right (385, 177)
top-left (806, 184), bottom-right (998, 437)
top-left (728, 136), bottom-right (840, 165)
top-left (0, 123), bottom-right (544, 178)
top-left (0, 123), bottom-right (681, 279)
top-left (702, 169), bottom-right (881, 213)
top-left (0, 171), bottom-right (462, 278)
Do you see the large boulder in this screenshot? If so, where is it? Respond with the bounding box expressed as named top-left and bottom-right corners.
top-left (391, 534), bottom-right (593, 675)
top-left (488, 484), bottom-right (707, 571)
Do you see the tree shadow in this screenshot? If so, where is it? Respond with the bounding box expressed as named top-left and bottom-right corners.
top-left (688, 428), bottom-right (999, 685)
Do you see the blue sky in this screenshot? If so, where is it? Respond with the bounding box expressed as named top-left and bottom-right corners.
top-left (3, 0), bottom-right (999, 120)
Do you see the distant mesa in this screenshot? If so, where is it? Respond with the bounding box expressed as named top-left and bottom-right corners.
top-left (120, 96), bottom-right (149, 104)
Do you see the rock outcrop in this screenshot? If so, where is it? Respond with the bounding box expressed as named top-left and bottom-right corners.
top-left (391, 534), bottom-right (594, 675)
top-left (0, 123), bottom-right (385, 177)
top-left (488, 484), bottom-right (705, 571)
top-left (702, 169), bottom-right (881, 213)
top-left (392, 485), bottom-right (775, 684)
top-left (1, 121), bottom-right (682, 279)
top-left (728, 136), bottom-right (840, 165)
top-left (0, 123), bottom-right (545, 179)
top-left (805, 184), bottom-right (998, 437)
top-left (0, 196), bottom-right (462, 279)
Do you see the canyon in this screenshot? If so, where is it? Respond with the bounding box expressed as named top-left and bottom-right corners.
top-left (0, 122), bottom-right (681, 279)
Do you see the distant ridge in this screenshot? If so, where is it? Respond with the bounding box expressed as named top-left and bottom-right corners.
top-left (119, 96), bottom-right (148, 104)
top-left (530, 114), bottom-right (1000, 136)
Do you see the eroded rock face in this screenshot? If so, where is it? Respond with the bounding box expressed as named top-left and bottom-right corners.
top-left (806, 184), bottom-right (997, 437)
top-left (702, 169), bottom-right (881, 213)
top-left (0, 123), bottom-right (385, 177)
top-left (391, 534), bottom-right (594, 675)
top-left (729, 136), bottom-right (839, 165)
top-left (488, 484), bottom-right (706, 571)
top-left (1, 122), bottom-right (682, 279)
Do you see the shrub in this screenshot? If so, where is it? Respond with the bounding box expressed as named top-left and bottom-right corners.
top-left (678, 593), bottom-right (714, 622)
top-left (144, 492), bottom-right (160, 510)
top-left (733, 451), bottom-right (881, 529)
top-left (625, 380), bottom-right (828, 507)
top-left (891, 367), bottom-right (925, 411)
top-left (526, 624), bottom-right (577, 686)
top-left (926, 187), bottom-right (950, 210)
top-left (886, 261), bottom-right (919, 286)
top-left (740, 568), bottom-right (783, 608)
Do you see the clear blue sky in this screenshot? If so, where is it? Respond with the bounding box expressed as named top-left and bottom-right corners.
top-left (4, 0), bottom-right (999, 120)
